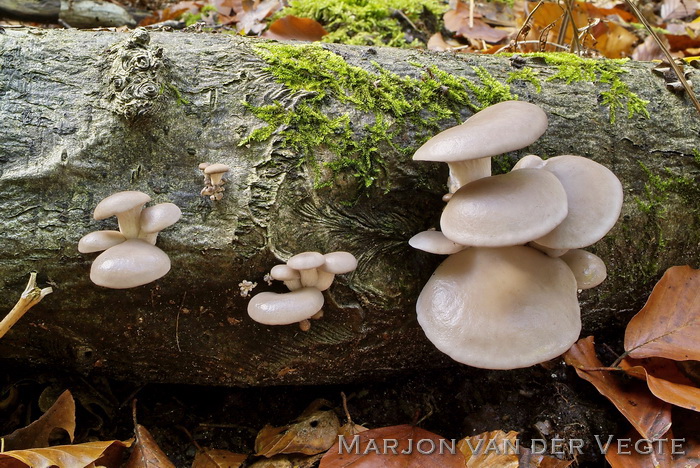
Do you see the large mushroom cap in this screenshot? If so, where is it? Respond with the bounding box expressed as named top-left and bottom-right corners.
top-left (90, 239), bottom-right (171, 289)
top-left (416, 246), bottom-right (581, 369)
top-left (247, 288), bottom-right (325, 325)
top-left (533, 155), bottom-right (623, 250)
top-left (140, 203), bottom-right (182, 234)
top-left (440, 168), bottom-right (568, 247)
top-left (412, 100), bottom-right (548, 162)
top-left (93, 191), bottom-right (151, 220)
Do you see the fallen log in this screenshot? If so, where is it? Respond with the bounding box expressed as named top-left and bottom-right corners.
top-left (0, 27), bottom-right (698, 386)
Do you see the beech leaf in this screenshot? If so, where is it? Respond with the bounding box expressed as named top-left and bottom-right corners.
top-left (620, 357), bottom-right (700, 412)
top-left (263, 15), bottom-right (328, 42)
top-left (192, 448), bottom-right (247, 467)
top-left (125, 424), bottom-right (176, 468)
top-left (319, 424), bottom-right (466, 468)
top-left (1, 390), bottom-right (75, 451)
top-left (564, 337), bottom-right (672, 440)
top-left (605, 429), bottom-right (700, 468)
top-left (624, 265), bottom-right (700, 361)
top-left (0, 440), bottom-right (129, 468)
top-left (458, 431), bottom-right (572, 467)
top-left (255, 406), bottom-right (340, 457)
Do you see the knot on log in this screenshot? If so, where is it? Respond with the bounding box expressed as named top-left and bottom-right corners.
top-left (105, 28), bottom-right (165, 120)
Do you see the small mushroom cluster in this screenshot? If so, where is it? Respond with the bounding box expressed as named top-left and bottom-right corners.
top-left (247, 251), bottom-right (358, 331)
top-left (411, 100), bottom-right (623, 370)
top-left (199, 163), bottom-right (230, 201)
top-left (78, 191), bottom-right (181, 289)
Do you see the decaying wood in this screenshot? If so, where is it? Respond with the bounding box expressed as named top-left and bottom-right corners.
top-left (0, 28), bottom-right (698, 386)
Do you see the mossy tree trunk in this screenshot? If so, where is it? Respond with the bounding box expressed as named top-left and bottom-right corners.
top-left (0, 28), bottom-right (698, 386)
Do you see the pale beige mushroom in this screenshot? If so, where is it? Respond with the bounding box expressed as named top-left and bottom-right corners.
top-left (314, 251), bottom-right (358, 291)
top-left (286, 251), bottom-right (325, 288)
top-left (78, 230), bottom-right (126, 253)
top-left (247, 287), bottom-right (325, 326)
top-left (413, 100), bottom-right (548, 193)
top-left (93, 191), bottom-right (151, 239)
top-left (440, 168), bottom-right (568, 247)
top-left (408, 230), bottom-right (466, 255)
top-left (270, 264), bottom-right (302, 291)
top-left (527, 241), bottom-right (568, 258)
top-left (532, 155), bottom-right (623, 250)
top-left (560, 249), bottom-right (607, 289)
top-left (90, 239), bottom-right (171, 289)
top-left (416, 246), bottom-right (581, 369)
top-left (138, 202), bottom-right (182, 244)
top-left (204, 163), bottom-right (230, 187)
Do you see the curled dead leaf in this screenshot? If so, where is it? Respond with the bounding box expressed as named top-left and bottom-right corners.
top-left (564, 337), bottom-right (672, 440)
top-left (255, 405), bottom-right (340, 457)
top-left (0, 440), bottom-right (130, 468)
top-left (263, 15), bottom-right (328, 42)
top-left (125, 424), bottom-right (175, 468)
top-left (192, 448), bottom-right (247, 467)
top-left (1, 390), bottom-right (75, 451)
top-left (620, 357), bottom-right (700, 412)
top-left (624, 265), bottom-right (700, 361)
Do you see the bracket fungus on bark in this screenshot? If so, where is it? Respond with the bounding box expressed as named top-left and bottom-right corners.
top-left (247, 251), bottom-right (357, 331)
top-left (410, 100), bottom-right (623, 369)
top-left (78, 190), bottom-right (181, 289)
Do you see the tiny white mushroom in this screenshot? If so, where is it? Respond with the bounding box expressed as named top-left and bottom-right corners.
top-left (247, 287), bottom-right (325, 326)
top-left (78, 230), bottom-right (126, 253)
top-left (93, 191), bottom-right (151, 239)
top-left (409, 230), bottom-right (466, 255)
top-left (204, 163), bottom-right (230, 187)
top-left (270, 264), bottom-right (302, 291)
top-left (314, 251), bottom-right (358, 291)
top-left (138, 202), bottom-right (182, 244)
top-left (286, 251), bottom-right (325, 288)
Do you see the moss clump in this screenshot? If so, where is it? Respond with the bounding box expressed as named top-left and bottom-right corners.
top-left (242, 43), bottom-right (517, 194)
top-left (516, 53), bottom-right (649, 123)
top-left (506, 67), bottom-right (542, 93)
top-left (275, 0), bottom-right (446, 48)
top-left (182, 4), bottom-right (217, 26)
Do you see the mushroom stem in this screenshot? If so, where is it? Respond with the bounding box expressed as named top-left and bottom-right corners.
top-left (283, 279), bottom-right (302, 291)
top-left (116, 205), bottom-right (144, 239)
top-left (314, 271), bottom-right (335, 291)
top-left (311, 309), bottom-right (324, 320)
top-left (447, 158), bottom-right (491, 193)
top-left (299, 268), bottom-right (319, 288)
top-left (140, 232), bottom-right (159, 245)
top-left (0, 272), bottom-right (53, 340)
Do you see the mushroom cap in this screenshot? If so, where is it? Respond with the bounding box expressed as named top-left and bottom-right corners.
top-left (440, 168), bottom-right (568, 247)
top-left (90, 239), bottom-right (171, 289)
top-left (533, 155), bottom-right (623, 249)
top-left (321, 251), bottom-right (358, 274)
top-left (247, 287), bottom-right (325, 325)
top-left (416, 246), bottom-right (581, 369)
top-left (203, 163), bottom-right (230, 175)
top-left (560, 249), bottom-right (607, 289)
top-left (78, 230), bottom-right (126, 253)
top-left (287, 251), bottom-right (325, 270)
top-left (198, 162), bottom-right (211, 170)
top-left (413, 100), bottom-right (548, 162)
top-left (513, 154), bottom-right (545, 170)
top-left (93, 191), bottom-right (151, 220)
top-left (409, 230), bottom-right (466, 255)
top-left (270, 264), bottom-right (301, 281)
top-left (139, 203), bottom-right (182, 234)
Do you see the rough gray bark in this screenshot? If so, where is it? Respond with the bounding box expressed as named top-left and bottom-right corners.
top-left (0, 28), bottom-right (698, 386)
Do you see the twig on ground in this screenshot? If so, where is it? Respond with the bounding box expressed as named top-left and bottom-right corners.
top-left (0, 272), bottom-right (53, 340)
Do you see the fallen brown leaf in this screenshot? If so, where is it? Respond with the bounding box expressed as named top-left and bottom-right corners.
top-left (255, 403), bottom-right (340, 457)
top-left (263, 15), bottom-right (328, 42)
top-left (564, 336), bottom-right (672, 440)
top-left (192, 448), bottom-right (247, 467)
top-left (319, 424), bottom-right (466, 468)
top-left (1, 390), bottom-right (75, 451)
top-left (0, 440), bottom-right (130, 468)
top-left (621, 357), bottom-right (700, 412)
top-left (231, 0), bottom-right (282, 34)
top-left (125, 424), bottom-right (176, 468)
top-left (624, 265), bottom-right (700, 361)
top-left (458, 430), bottom-right (572, 467)
top-left (604, 429), bottom-right (700, 468)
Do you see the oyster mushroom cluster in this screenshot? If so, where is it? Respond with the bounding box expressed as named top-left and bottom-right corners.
top-left (247, 251), bottom-right (358, 331)
top-left (199, 163), bottom-right (230, 201)
top-left (410, 100), bottom-right (623, 370)
top-left (78, 191), bottom-right (182, 289)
